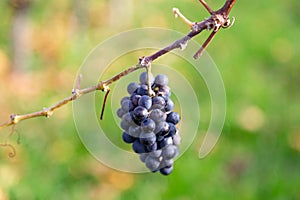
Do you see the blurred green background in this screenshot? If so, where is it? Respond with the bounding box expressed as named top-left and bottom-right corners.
top-left (0, 0), bottom-right (300, 199)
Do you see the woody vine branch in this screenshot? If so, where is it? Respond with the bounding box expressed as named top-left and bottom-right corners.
top-left (0, 0), bottom-right (236, 154)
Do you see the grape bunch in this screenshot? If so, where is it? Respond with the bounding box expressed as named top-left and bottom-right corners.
top-left (117, 72), bottom-right (181, 175)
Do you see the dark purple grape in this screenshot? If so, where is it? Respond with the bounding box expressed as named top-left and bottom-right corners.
top-left (136, 84), bottom-right (148, 95)
top-left (122, 132), bottom-right (136, 143)
top-left (127, 82), bottom-right (139, 94)
top-left (149, 109), bottom-right (167, 122)
top-left (120, 119), bottom-right (130, 131)
top-left (145, 156), bottom-right (160, 172)
top-left (156, 122), bottom-right (170, 136)
top-left (128, 125), bottom-right (141, 138)
top-left (146, 142), bottom-right (157, 152)
top-left (158, 85), bottom-right (171, 100)
top-left (157, 137), bottom-right (173, 149)
top-left (160, 165), bottom-right (173, 175)
top-left (133, 106), bottom-right (148, 121)
top-left (122, 112), bottom-right (134, 125)
top-left (165, 99), bottom-right (174, 112)
top-left (116, 108), bottom-right (125, 118)
top-left (162, 145), bottom-right (178, 160)
top-left (120, 96), bottom-right (130, 105)
top-left (160, 159), bottom-right (174, 168)
top-left (121, 99), bottom-right (134, 112)
top-left (156, 135), bottom-right (164, 142)
top-left (140, 153), bottom-right (148, 163)
top-left (130, 116), bottom-right (142, 126)
top-left (140, 132), bottom-right (156, 146)
top-left (141, 118), bottom-right (155, 133)
top-left (159, 85), bottom-right (171, 94)
top-left (152, 96), bottom-right (166, 110)
top-left (140, 72), bottom-right (154, 85)
top-left (149, 149), bottom-right (162, 158)
top-left (166, 123), bottom-right (176, 137)
top-left (154, 74), bottom-right (168, 86)
top-left (166, 112), bottom-right (180, 125)
top-left (138, 95), bottom-right (152, 110)
top-left (130, 94), bottom-right (141, 106)
top-left (132, 139), bottom-right (147, 153)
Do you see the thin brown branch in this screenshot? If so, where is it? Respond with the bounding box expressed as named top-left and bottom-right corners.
top-left (199, 0), bottom-right (213, 14)
top-left (0, 0), bottom-right (237, 132)
top-left (173, 8), bottom-right (194, 28)
top-left (103, 65), bottom-right (144, 86)
top-left (0, 64), bottom-right (143, 129)
top-left (194, 28), bottom-right (219, 59)
top-left (219, 0), bottom-right (237, 15)
top-left (100, 88), bottom-right (111, 120)
top-left (142, 0), bottom-right (236, 65)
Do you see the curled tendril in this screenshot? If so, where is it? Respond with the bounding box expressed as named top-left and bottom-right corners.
top-left (0, 143), bottom-right (16, 158)
top-left (0, 124), bottom-right (19, 157)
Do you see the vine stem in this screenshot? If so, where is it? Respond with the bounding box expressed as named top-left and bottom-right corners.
top-left (0, 64), bottom-right (143, 129)
top-left (0, 0), bottom-right (236, 131)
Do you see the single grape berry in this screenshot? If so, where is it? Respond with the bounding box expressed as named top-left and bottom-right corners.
top-left (162, 145), bottom-right (178, 160)
top-left (165, 99), bottom-right (174, 112)
top-left (157, 137), bottom-right (173, 149)
top-left (140, 132), bottom-right (156, 146)
top-left (167, 123), bottom-right (177, 137)
top-left (152, 96), bottom-right (166, 110)
top-left (117, 108), bottom-right (125, 118)
top-left (140, 72), bottom-right (154, 85)
top-left (166, 112), bottom-right (181, 125)
top-left (154, 74), bottom-right (168, 86)
top-left (157, 85), bottom-right (171, 100)
top-left (127, 82), bottom-right (139, 94)
top-left (122, 112), bottom-right (134, 125)
top-left (122, 132), bottom-right (136, 143)
top-left (128, 125), bottom-right (141, 138)
top-left (140, 153), bottom-right (148, 163)
top-left (149, 109), bottom-right (167, 122)
top-left (133, 106), bottom-right (148, 121)
top-left (146, 142), bottom-right (158, 152)
top-left (132, 139), bottom-right (147, 154)
top-left (149, 149), bottom-right (162, 158)
top-left (138, 95), bottom-right (152, 110)
top-left (120, 96), bottom-right (130, 105)
top-left (160, 165), bottom-right (174, 175)
top-left (121, 99), bottom-right (134, 112)
top-left (136, 84), bottom-right (148, 95)
top-left (120, 119), bottom-right (130, 131)
top-left (145, 156), bottom-right (160, 172)
top-left (160, 159), bottom-right (174, 168)
top-left (141, 118), bottom-right (156, 133)
top-left (117, 72), bottom-right (181, 175)
top-left (130, 94), bottom-right (141, 106)
top-left (156, 122), bottom-right (170, 137)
